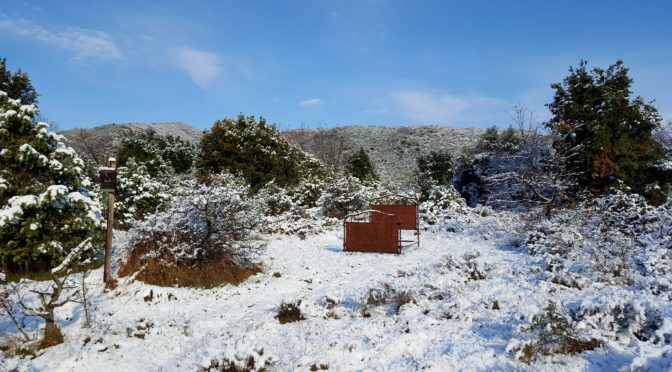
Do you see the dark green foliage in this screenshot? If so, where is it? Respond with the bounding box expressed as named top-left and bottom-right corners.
top-left (0, 94), bottom-right (103, 273)
top-left (417, 150), bottom-right (454, 184)
top-left (0, 57), bottom-right (38, 105)
top-left (453, 154), bottom-right (490, 207)
top-left (196, 115), bottom-right (323, 191)
top-left (416, 150), bottom-right (454, 201)
top-left (345, 147), bottom-right (378, 182)
top-left (115, 131), bottom-right (195, 176)
top-left (476, 126), bottom-right (521, 154)
top-left (546, 60), bottom-right (669, 203)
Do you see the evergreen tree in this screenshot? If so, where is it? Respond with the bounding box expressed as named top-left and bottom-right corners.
top-left (344, 147), bottom-right (378, 182)
top-left (0, 58), bottom-right (38, 105)
top-left (417, 150), bottom-right (454, 184)
top-left (116, 131), bottom-right (195, 176)
top-left (0, 92), bottom-right (103, 273)
top-left (114, 158), bottom-right (171, 228)
top-left (546, 60), bottom-right (669, 203)
top-left (416, 150), bottom-right (454, 201)
top-left (196, 115), bottom-right (323, 190)
top-left (476, 126), bottom-right (521, 154)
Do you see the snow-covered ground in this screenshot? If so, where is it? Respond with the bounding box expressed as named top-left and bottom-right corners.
top-left (2, 212), bottom-right (670, 371)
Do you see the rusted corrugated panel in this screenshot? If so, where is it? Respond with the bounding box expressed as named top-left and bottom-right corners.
top-left (370, 204), bottom-right (418, 230)
top-left (344, 222), bottom-right (399, 253)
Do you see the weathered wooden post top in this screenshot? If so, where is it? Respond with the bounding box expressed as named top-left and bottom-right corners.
top-left (98, 160), bottom-right (117, 193)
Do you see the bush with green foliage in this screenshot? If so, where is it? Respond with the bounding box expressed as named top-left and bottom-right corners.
top-left (113, 158), bottom-right (172, 228)
top-left (452, 153), bottom-right (490, 207)
top-left (256, 177), bottom-right (336, 237)
top-left (344, 147), bottom-right (378, 182)
top-left (419, 184), bottom-right (469, 225)
top-left (546, 59), bottom-right (669, 204)
top-left (417, 150), bottom-right (454, 184)
top-left (116, 130), bottom-right (195, 176)
top-left (0, 92), bottom-right (103, 273)
top-left (319, 176), bottom-right (378, 219)
top-left (416, 150), bottom-right (454, 201)
top-left (476, 126), bottom-right (521, 154)
top-left (197, 115), bottom-right (323, 190)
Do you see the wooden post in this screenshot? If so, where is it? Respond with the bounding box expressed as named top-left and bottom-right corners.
top-left (102, 158), bottom-right (117, 285)
top-left (104, 193), bottom-right (114, 283)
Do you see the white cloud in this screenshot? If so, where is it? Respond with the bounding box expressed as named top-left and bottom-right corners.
top-left (0, 18), bottom-right (124, 60)
top-left (392, 90), bottom-right (505, 124)
top-left (299, 98), bottom-right (323, 107)
top-left (171, 47), bottom-right (222, 88)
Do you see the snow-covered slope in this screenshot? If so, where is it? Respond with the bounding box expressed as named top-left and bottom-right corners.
top-left (3, 211), bottom-right (669, 371)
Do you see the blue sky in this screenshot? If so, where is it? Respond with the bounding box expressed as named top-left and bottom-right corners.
top-left (1, 0), bottom-right (671, 130)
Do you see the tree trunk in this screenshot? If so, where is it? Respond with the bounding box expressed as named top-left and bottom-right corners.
top-left (41, 309), bottom-right (64, 348)
top-left (545, 203), bottom-right (553, 220)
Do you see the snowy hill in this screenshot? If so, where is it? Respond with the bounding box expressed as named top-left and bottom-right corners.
top-left (283, 125), bottom-right (484, 185)
top-left (62, 123), bottom-right (482, 181)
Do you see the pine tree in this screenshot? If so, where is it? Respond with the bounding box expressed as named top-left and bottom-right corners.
top-left (0, 92), bottom-right (103, 273)
top-left (196, 115), bottom-right (323, 190)
top-left (0, 57), bottom-right (38, 105)
top-left (546, 60), bottom-right (669, 203)
top-left (345, 147), bottom-right (378, 182)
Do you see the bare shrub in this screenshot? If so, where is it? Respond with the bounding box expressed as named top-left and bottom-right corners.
top-left (202, 351), bottom-right (274, 372)
top-left (361, 283), bottom-right (416, 316)
top-left (120, 175), bottom-right (265, 288)
top-left (507, 301), bottom-right (601, 363)
top-left (275, 300), bottom-right (304, 324)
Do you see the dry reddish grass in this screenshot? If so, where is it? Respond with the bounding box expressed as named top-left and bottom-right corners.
top-left (118, 240), bottom-right (258, 289)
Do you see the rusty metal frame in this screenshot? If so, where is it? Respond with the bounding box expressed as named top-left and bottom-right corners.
top-left (343, 210), bottom-right (401, 254)
top-left (370, 194), bottom-right (419, 247)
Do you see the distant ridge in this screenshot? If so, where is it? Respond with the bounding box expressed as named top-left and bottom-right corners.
top-left (63, 122), bottom-right (483, 185)
top-left (283, 125), bottom-right (484, 186)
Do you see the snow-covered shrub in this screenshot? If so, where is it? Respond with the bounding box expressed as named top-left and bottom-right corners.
top-left (291, 175), bottom-right (324, 208)
top-left (319, 176), bottom-right (377, 219)
top-left (436, 253), bottom-right (490, 282)
top-left (525, 214), bottom-right (586, 257)
top-left (113, 158), bottom-right (172, 228)
top-left (419, 184), bottom-right (468, 225)
top-left (260, 211), bottom-right (339, 238)
top-left (120, 173), bottom-right (265, 288)
top-left (256, 177), bottom-right (336, 237)
top-left (573, 294), bottom-right (667, 343)
top-left (524, 188), bottom-right (672, 286)
top-left (116, 130), bottom-right (196, 175)
top-left (201, 348), bottom-right (275, 371)
top-left (507, 301), bottom-right (601, 364)
top-left (360, 283), bottom-right (416, 317)
top-left (0, 92), bottom-right (103, 273)
top-left (257, 181), bottom-right (294, 216)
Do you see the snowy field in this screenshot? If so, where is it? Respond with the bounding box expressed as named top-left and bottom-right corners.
top-left (3, 211), bottom-right (670, 371)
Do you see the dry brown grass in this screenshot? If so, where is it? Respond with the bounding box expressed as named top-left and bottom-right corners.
top-left (275, 300), bottom-right (305, 324)
top-left (118, 240), bottom-right (258, 289)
